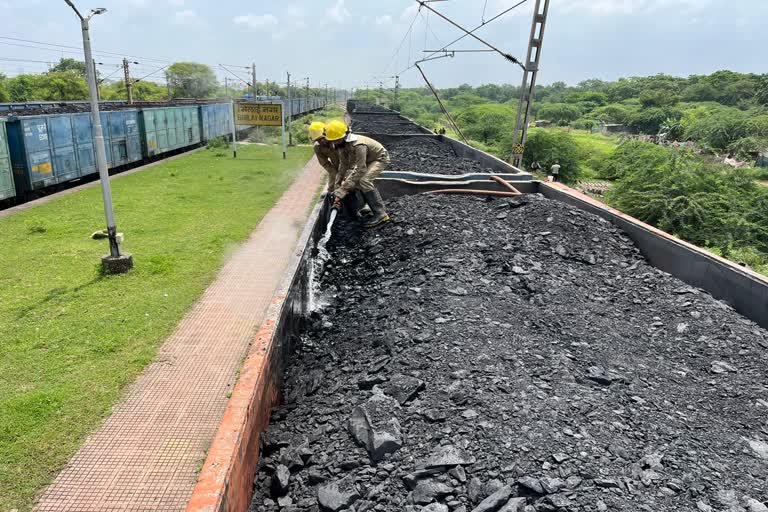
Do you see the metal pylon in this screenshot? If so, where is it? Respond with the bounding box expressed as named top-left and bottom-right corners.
top-left (510, 0), bottom-right (550, 168)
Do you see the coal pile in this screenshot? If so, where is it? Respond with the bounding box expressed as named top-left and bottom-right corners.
top-left (348, 101), bottom-right (394, 114)
top-left (352, 120), bottom-right (427, 135)
top-left (250, 194), bottom-right (768, 512)
top-left (385, 137), bottom-right (494, 176)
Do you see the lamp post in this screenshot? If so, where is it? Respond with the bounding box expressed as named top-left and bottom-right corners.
top-left (64, 1), bottom-right (133, 273)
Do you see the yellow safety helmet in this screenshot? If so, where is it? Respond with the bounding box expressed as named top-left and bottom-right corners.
top-left (308, 121), bottom-right (326, 142)
top-left (325, 120), bottom-right (349, 142)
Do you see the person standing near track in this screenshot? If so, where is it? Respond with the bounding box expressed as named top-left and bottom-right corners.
top-left (309, 121), bottom-right (341, 193)
top-left (325, 120), bottom-right (390, 229)
top-left (550, 160), bottom-right (561, 182)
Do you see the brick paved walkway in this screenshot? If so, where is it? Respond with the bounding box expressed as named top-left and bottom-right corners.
top-left (35, 158), bottom-right (324, 512)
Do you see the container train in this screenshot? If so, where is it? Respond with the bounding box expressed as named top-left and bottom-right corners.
top-left (0, 97), bottom-right (327, 204)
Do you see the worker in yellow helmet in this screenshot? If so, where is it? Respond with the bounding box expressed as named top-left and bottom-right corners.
top-left (308, 121), bottom-right (341, 193)
top-left (325, 119), bottom-right (390, 228)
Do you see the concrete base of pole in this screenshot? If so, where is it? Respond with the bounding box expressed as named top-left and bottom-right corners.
top-left (102, 253), bottom-right (134, 274)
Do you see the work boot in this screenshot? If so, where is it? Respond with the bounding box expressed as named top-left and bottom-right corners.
top-left (361, 189), bottom-right (390, 229)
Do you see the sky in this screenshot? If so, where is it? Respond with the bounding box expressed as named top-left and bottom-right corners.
top-left (0, 0), bottom-right (766, 91)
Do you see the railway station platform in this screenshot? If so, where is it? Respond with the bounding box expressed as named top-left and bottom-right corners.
top-left (34, 157), bottom-right (325, 512)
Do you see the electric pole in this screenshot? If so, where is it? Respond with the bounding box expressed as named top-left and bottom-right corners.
top-left (379, 81), bottom-right (384, 104)
top-left (394, 75), bottom-right (400, 110)
top-left (305, 77), bottom-right (310, 102)
top-left (287, 71), bottom-right (293, 145)
top-left (325, 84), bottom-right (328, 105)
top-left (224, 76), bottom-right (229, 97)
top-left (511, 0), bottom-right (550, 169)
top-left (123, 58), bottom-right (133, 104)
top-left (65, 1), bottom-right (132, 273)
top-left (252, 62), bottom-right (257, 100)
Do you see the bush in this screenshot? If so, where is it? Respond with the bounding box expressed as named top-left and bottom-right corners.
top-left (570, 118), bottom-right (597, 131)
top-left (599, 141), bottom-right (670, 180)
top-left (455, 104), bottom-right (516, 145)
top-left (505, 130), bottom-right (583, 183)
top-left (727, 137), bottom-right (768, 160)
top-left (606, 151), bottom-right (768, 253)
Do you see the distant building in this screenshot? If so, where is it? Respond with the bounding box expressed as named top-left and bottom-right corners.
top-left (592, 121), bottom-right (626, 134)
top-left (532, 120), bottom-right (552, 128)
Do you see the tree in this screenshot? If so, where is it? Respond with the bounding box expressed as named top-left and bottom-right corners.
top-left (42, 71), bottom-right (88, 100)
top-left (508, 129), bottom-right (583, 183)
top-left (166, 62), bottom-right (218, 99)
top-left (49, 58), bottom-right (86, 77)
top-left (537, 103), bottom-right (582, 126)
top-left (756, 75), bottom-right (768, 107)
top-left (101, 80), bottom-right (168, 101)
top-left (639, 89), bottom-right (680, 108)
top-left (627, 107), bottom-right (683, 134)
top-left (455, 104), bottom-right (515, 145)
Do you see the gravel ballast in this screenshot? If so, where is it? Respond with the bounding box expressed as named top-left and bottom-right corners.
top-left (249, 193), bottom-right (768, 512)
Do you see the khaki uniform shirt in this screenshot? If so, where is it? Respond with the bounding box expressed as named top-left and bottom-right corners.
top-left (336, 135), bottom-right (389, 197)
top-left (314, 142), bottom-right (341, 190)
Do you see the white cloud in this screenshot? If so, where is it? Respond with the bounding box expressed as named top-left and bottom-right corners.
top-left (328, 0), bottom-right (350, 24)
top-left (375, 15), bottom-right (392, 26)
top-left (234, 13), bottom-right (279, 29)
top-left (287, 5), bottom-right (305, 18)
top-left (168, 0), bottom-right (185, 6)
top-left (173, 9), bottom-right (199, 25)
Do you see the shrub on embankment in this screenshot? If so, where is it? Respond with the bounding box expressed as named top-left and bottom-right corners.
top-left (606, 150), bottom-right (768, 271)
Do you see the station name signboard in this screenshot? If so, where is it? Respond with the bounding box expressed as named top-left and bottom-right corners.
top-left (234, 103), bottom-right (283, 126)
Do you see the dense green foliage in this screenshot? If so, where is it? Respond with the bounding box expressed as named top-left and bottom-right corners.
top-left (607, 151), bottom-right (768, 258)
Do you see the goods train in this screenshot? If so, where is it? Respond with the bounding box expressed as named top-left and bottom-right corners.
top-left (0, 97), bottom-right (326, 204)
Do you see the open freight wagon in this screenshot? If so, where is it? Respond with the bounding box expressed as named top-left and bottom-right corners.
top-left (184, 100), bottom-right (768, 512)
top-left (6, 110), bottom-right (142, 195)
top-left (139, 105), bottom-right (201, 158)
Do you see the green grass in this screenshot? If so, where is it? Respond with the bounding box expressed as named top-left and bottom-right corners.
top-left (0, 143), bottom-right (313, 511)
top-left (560, 129), bottom-right (619, 180)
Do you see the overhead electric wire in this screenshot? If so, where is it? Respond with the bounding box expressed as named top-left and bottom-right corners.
top-left (98, 66), bottom-right (123, 83)
top-left (132, 64), bottom-right (170, 84)
top-left (218, 64), bottom-right (251, 87)
top-left (414, 60), bottom-right (469, 145)
top-left (397, 0), bottom-right (529, 76)
top-left (0, 35), bottom-right (174, 64)
top-left (415, 0), bottom-right (524, 68)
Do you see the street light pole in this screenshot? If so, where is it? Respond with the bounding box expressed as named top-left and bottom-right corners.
top-left (64, 0), bottom-right (133, 273)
